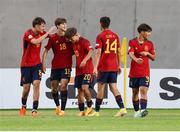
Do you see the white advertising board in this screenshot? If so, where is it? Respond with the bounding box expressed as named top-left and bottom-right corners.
top-left (0, 69), bottom-right (179, 109)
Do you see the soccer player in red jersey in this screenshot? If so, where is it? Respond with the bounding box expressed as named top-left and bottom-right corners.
top-left (65, 27), bottom-right (94, 116)
top-left (90, 16), bottom-right (127, 117)
top-left (19, 17), bottom-right (57, 117)
top-left (128, 23), bottom-right (156, 118)
top-left (42, 18), bottom-right (74, 116)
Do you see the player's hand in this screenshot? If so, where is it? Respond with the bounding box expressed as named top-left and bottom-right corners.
top-left (93, 68), bottom-right (98, 77)
top-left (135, 58), bottom-right (143, 64)
top-left (42, 64), bottom-right (46, 74)
top-left (118, 68), bottom-right (121, 74)
top-left (47, 26), bottom-right (57, 35)
top-left (80, 60), bottom-right (87, 67)
top-left (140, 51), bottom-right (149, 56)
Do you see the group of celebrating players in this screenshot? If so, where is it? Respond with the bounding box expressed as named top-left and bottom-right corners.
top-left (19, 16), bottom-right (155, 118)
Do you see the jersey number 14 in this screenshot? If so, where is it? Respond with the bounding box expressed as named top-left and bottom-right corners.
top-left (105, 39), bottom-right (117, 54)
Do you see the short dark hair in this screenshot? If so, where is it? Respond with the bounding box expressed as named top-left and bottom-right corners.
top-left (137, 23), bottom-right (152, 33)
top-left (55, 18), bottom-right (67, 27)
top-left (32, 17), bottom-right (46, 27)
top-left (100, 16), bottom-right (110, 28)
top-left (65, 27), bottom-right (77, 39)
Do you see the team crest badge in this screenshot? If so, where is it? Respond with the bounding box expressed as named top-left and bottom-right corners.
top-left (144, 46), bottom-right (149, 51)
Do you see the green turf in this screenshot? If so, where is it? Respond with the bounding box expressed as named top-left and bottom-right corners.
top-left (0, 109), bottom-right (180, 131)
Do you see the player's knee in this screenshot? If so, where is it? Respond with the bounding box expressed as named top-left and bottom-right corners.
top-left (33, 81), bottom-right (40, 88)
top-left (51, 87), bottom-right (58, 94)
top-left (132, 94), bottom-right (139, 101)
top-left (60, 82), bottom-right (68, 91)
top-left (132, 91), bottom-right (138, 97)
top-left (78, 88), bottom-right (84, 96)
top-left (51, 81), bottom-right (59, 90)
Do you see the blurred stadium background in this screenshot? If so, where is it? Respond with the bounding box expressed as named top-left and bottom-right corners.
top-left (0, 0), bottom-right (180, 131)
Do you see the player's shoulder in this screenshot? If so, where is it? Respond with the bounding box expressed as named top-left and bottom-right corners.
top-left (48, 33), bottom-right (59, 40)
top-left (97, 29), bottom-right (117, 39)
top-left (49, 33), bottom-right (57, 38)
top-left (39, 31), bottom-right (46, 36)
top-left (129, 37), bottom-right (137, 45)
top-left (24, 29), bottom-right (33, 36)
top-left (23, 29), bottom-right (34, 40)
top-left (129, 37), bottom-right (137, 42)
top-left (96, 32), bottom-right (103, 39)
top-left (146, 39), bottom-right (154, 45)
top-left (80, 37), bottom-right (90, 44)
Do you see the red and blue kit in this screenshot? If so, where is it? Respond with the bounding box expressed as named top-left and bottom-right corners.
top-left (128, 38), bottom-right (155, 88)
top-left (45, 33), bottom-right (74, 81)
top-left (95, 29), bottom-right (120, 83)
top-left (20, 29), bottom-right (46, 86)
top-left (73, 37), bottom-right (94, 88)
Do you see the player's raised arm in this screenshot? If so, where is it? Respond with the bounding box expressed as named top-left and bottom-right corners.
top-left (30, 26), bottom-right (57, 45)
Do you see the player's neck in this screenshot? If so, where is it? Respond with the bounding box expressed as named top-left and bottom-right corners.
top-left (101, 28), bottom-right (109, 31)
top-left (137, 35), bottom-right (145, 44)
top-left (32, 28), bottom-right (39, 34)
top-left (57, 30), bottom-right (65, 37)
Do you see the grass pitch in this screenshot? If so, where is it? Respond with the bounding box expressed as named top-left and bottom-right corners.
top-left (0, 109), bottom-right (180, 131)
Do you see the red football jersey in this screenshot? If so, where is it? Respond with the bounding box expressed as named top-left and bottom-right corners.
top-left (95, 29), bottom-right (120, 72)
top-left (20, 29), bottom-right (46, 67)
top-left (128, 38), bottom-right (155, 78)
top-left (45, 33), bottom-right (73, 69)
top-left (73, 37), bottom-right (94, 76)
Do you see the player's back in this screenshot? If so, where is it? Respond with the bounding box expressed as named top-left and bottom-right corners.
top-left (96, 29), bottom-right (120, 72)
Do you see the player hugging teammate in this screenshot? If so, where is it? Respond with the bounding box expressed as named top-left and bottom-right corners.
top-left (19, 16), bottom-right (155, 118)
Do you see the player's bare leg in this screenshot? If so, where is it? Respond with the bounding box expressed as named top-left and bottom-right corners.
top-left (132, 88), bottom-right (141, 118)
top-left (139, 86), bottom-right (148, 117)
top-left (20, 84), bottom-right (30, 116)
top-left (82, 85), bottom-right (93, 115)
top-left (109, 83), bottom-right (127, 117)
top-left (77, 88), bottom-right (85, 116)
top-left (59, 79), bottom-right (69, 116)
top-left (32, 80), bottom-right (41, 117)
top-left (89, 83), bottom-right (105, 116)
top-left (51, 80), bottom-right (61, 115)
